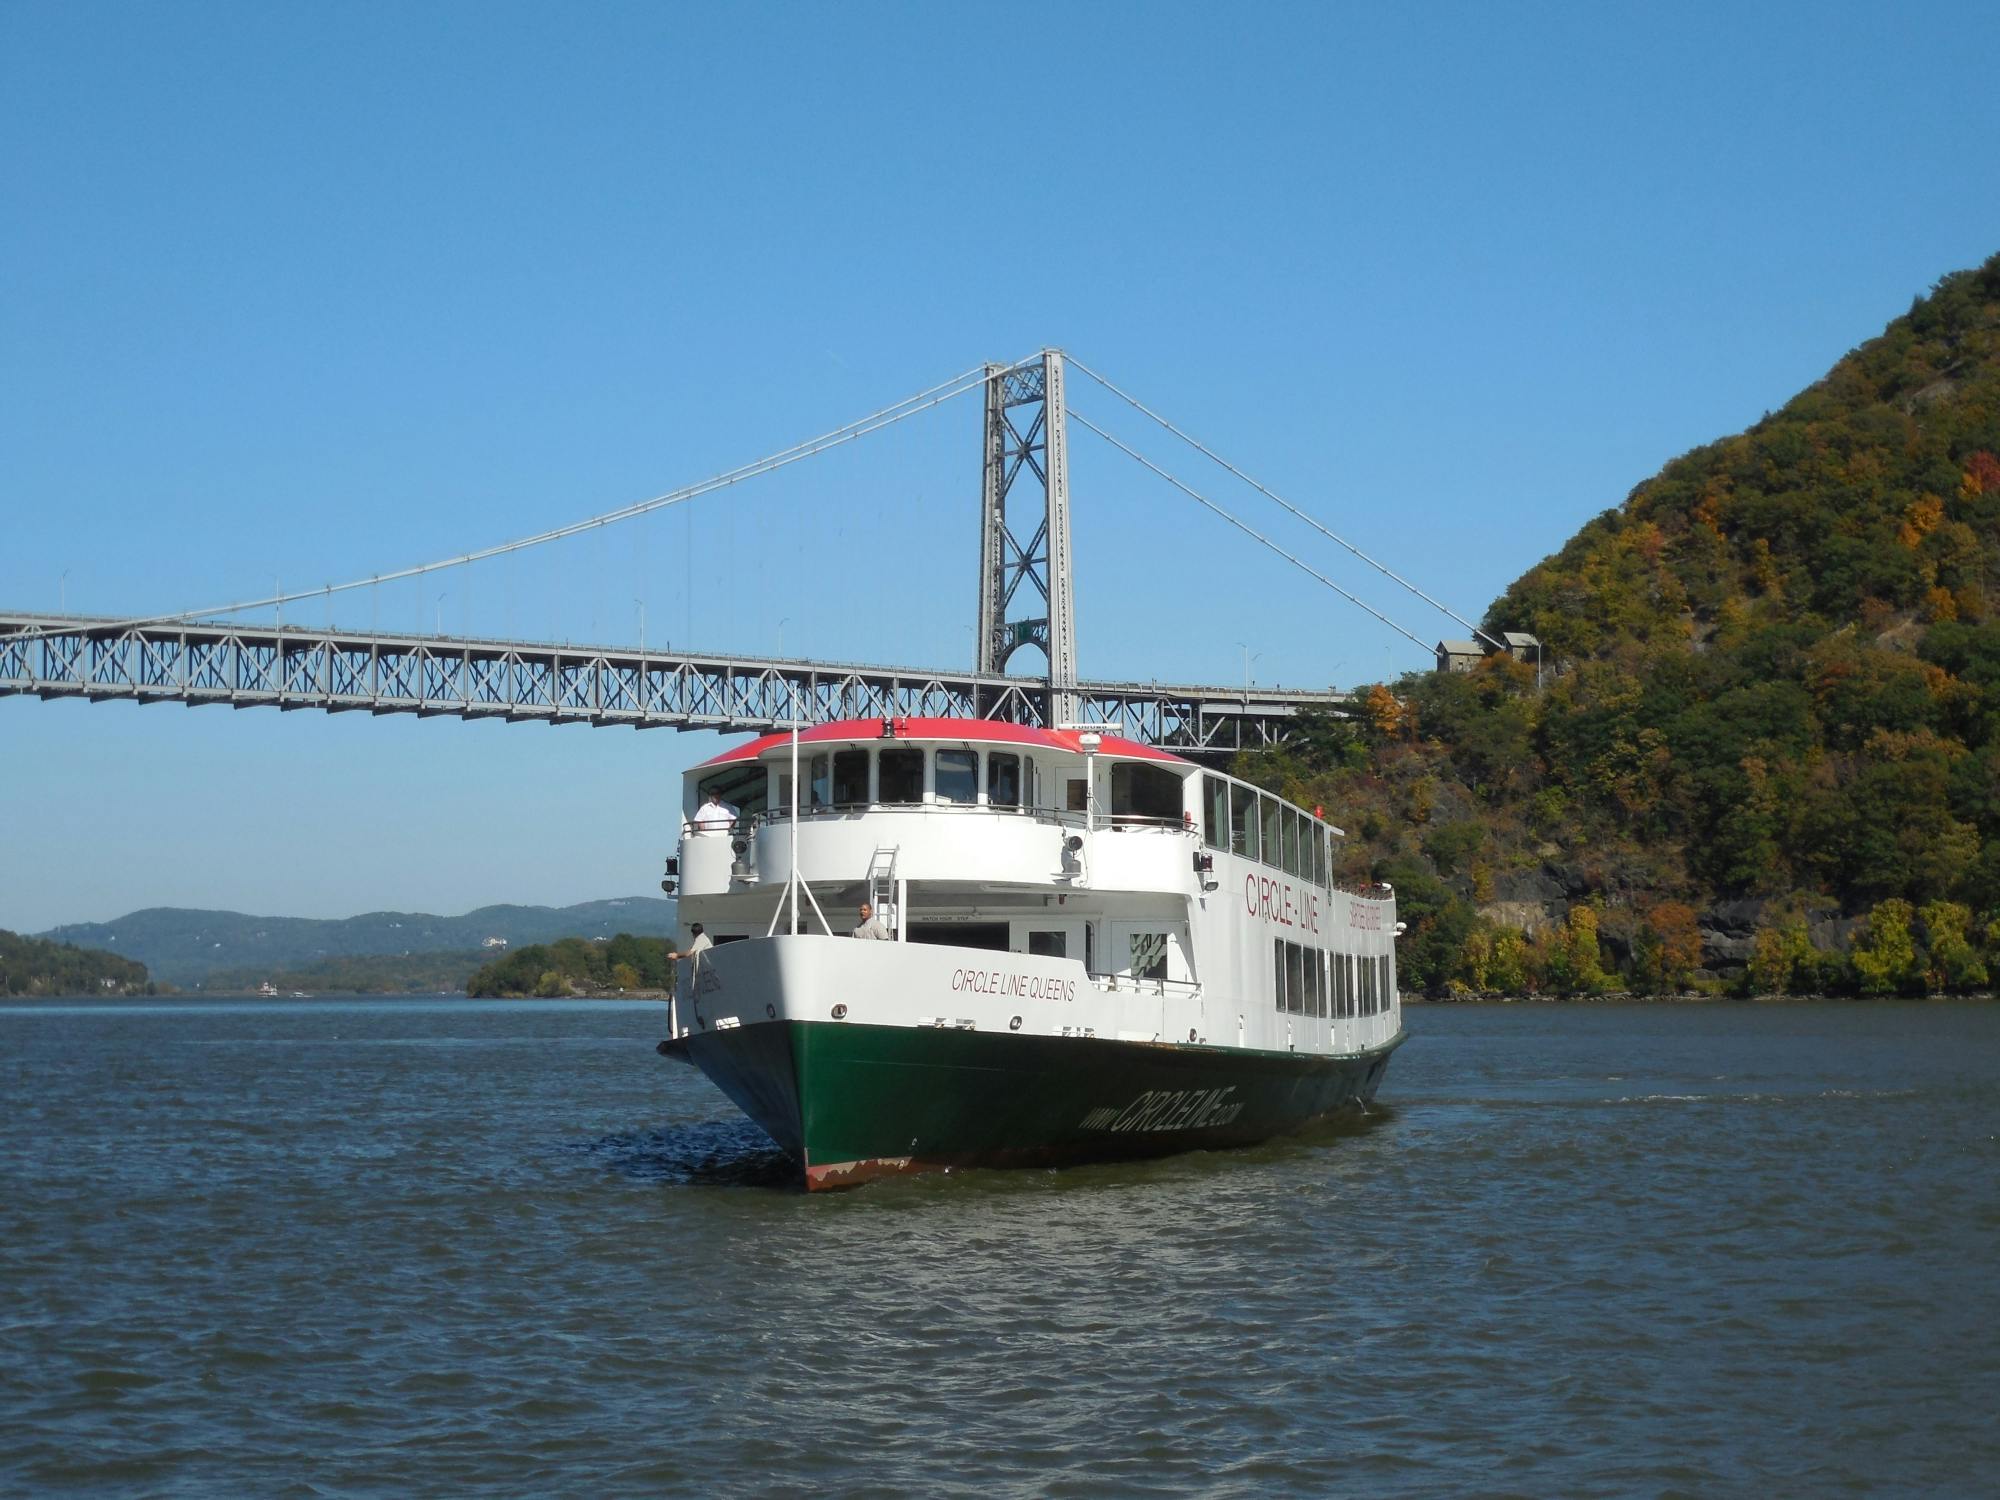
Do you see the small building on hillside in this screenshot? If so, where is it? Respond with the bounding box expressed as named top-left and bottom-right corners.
top-left (1436, 632), bottom-right (1545, 678)
top-left (1435, 640), bottom-right (1484, 673)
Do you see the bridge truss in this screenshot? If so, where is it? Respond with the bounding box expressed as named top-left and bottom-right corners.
top-left (0, 614), bottom-right (1348, 755)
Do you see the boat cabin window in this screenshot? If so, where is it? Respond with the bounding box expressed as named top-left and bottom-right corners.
top-left (1273, 943), bottom-right (1287, 1012)
top-left (1282, 808), bottom-right (1301, 877)
top-left (1261, 796), bottom-right (1281, 868)
top-left (1232, 784), bottom-right (1259, 860)
top-left (935, 748), bottom-right (977, 804)
top-left (830, 749), bottom-right (870, 805)
top-left (909, 922), bottom-right (1009, 951)
top-left (1313, 828), bottom-right (1327, 887)
top-left (878, 748), bottom-right (924, 804)
top-left (1203, 775), bottom-right (1227, 850)
top-left (1130, 932), bottom-right (1169, 982)
top-left (808, 753), bottom-right (832, 809)
top-left (1067, 778), bottom-right (1088, 814)
top-left (1285, 942), bottom-right (1304, 1015)
top-left (1110, 762), bottom-right (1183, 824)
top-left (1027, 929), bottom-right (1067, 958)
top-left (987, 751), bottom-right (1022, 808)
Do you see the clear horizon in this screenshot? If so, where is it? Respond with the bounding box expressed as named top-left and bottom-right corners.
top-left (5, 1), bottom-right (1998, 931)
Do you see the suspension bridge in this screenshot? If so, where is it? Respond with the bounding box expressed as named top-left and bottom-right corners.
top-left (0, 352), bottom-right (1497, 755)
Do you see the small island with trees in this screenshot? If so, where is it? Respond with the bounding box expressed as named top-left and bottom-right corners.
top-left (464, 934), bottom-right (675, 998)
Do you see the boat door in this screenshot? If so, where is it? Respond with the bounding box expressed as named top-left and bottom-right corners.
top-left (1011, 917), bottom-right (1085, 964)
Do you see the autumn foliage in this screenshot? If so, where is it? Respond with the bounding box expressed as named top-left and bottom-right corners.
top-left (1234, 254), bottom-right (2000, 997)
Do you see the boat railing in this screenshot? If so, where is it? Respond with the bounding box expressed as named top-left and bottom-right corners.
top-left (746, 801), bottom-right (1091, 831)
top-left (1086, 971), bottom-right (1204, 1000)
top-left (743, 804), bottom-right (1196, 833)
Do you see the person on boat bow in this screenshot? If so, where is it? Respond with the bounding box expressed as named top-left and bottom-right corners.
top-left (851, 903), bottom-right (889, 940)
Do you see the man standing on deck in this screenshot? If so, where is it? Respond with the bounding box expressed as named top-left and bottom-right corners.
top-left (851, 903), bottom-right (888, 940)
top-left (691, 789), bottom-right (737, 834)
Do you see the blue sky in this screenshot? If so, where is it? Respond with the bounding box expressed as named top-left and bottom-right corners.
top-left (4, 1), bottom-right (1997, 932)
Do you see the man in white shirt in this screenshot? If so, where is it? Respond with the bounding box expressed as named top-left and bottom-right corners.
top-left (691, 789), bottom-right (738, 833)
top-left (851, 903), bottom-right (889, 940)
top-left (668, 923), bottom-right (713, 965)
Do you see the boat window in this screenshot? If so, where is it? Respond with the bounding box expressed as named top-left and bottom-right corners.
top-left (1067, 778), bottom-right (1088, 814)
top-left (1285, 942), bottom-right (1305, 1015)
top-left (987, 751), bottom-right (1021, 808)
top-left (1315, 950), bottom-right (1329, 1018)
top-left (1232, 784), bottom-right (1260, 860)
top-left (1027, 929), bottom-right (1067, 958)
top-left (936, 748), bottom-right (977, 804)
top-left (909, 922), bottom-right (1009, 951)
top-left (1282, 809), bottom-right (1301, 877)
top-left (1312, 824), bottom-right (1327, 886)
top-left (1110, 762), bottom-right (1182, 824)
top-left (1260, 796), bottom-right (1281, 869)
top-left (1203, 775), bottom-right (1228, 850)
top-left (1381, 955), bottom-right (1394, 1009)
top-left (1360, 953), bottom-right (1375, 1015)
top-left (878, 747), bottom-right (924, 805)
top-left (1273, 941), bottom-right (1287, 1012)
top-left (1130, 933), bottom-right (1168, 982)
top-left (1340, 954), bottom-right (1353, 1018)
top-left (831, 749), bottom-right (870, 805)
top-left (809, 753), bottom-right (831, 809)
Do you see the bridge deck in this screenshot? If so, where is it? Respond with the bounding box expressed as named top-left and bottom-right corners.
top-left (0, 613), bottom-right (1347, 754)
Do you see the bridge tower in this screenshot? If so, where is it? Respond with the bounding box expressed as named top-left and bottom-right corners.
top-left (975, 350), bottom-right (1079, 727)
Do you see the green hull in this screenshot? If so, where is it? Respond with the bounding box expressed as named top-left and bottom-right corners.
top-left (681, 1020), bottom-right (1400, 1190)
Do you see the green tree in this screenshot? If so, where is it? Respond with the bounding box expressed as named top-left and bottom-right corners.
top-left (1919, 901), bottom-right (1988, 991)
top-left (1849, 899), bottom-right (1924, 996)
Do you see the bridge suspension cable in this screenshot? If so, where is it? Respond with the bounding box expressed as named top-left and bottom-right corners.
top-left (1065, 354), bottom-right (1501, 651)
top-left (1066, 408), bottom-right (1434, 654)
top-left (21, 354), bottom-right (1036, 643)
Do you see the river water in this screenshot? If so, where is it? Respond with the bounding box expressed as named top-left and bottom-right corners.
top-left (1, 998), bottom-right (1994, 1497)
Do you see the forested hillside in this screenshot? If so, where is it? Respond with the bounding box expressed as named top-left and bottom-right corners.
top-left (1240, 253), bottom-right (2000, 996)
top-left (1, 930), bottom-right (153, 996)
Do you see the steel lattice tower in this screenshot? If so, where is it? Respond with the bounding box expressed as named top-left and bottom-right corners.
top-left (975, 350), bottom-right (1078, 726)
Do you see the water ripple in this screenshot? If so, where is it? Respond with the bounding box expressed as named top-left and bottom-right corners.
top-left (1, 997), bottom-right (1996, 1496)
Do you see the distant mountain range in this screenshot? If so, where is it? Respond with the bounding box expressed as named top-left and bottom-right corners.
top-left (36, 899), bottom-right (679, 986)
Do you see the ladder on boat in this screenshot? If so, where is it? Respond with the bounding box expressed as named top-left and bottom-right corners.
top-left (866, 846), bottom-right (900, 936)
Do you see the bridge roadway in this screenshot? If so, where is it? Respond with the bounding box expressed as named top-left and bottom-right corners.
top-left (0, 613), bottom-right (1348, 754)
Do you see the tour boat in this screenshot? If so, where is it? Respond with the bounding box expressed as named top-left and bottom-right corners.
top-left (658, 717), bottom-right (1403, 1190)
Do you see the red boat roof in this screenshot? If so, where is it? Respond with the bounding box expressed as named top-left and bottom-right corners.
top-left (695, 717), bottom-right (1187, 769)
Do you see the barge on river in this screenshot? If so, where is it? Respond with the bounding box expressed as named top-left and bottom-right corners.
top-left (659, 717), bottom-right (1402, 1189)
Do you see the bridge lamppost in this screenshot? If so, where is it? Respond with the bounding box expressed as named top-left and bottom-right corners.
top-left (435, 592), bottom-right (448, 635)
top-left (1235, 641), bottom-right (1262, 700)
top-left (636, 599), bottom-right (646, 651)
top-left (59, 570), bottom-right (69, 614)
top-left (778, 617), bottom-right (789, 658)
